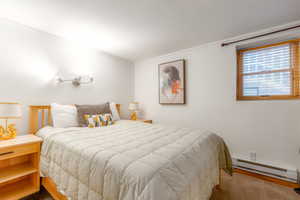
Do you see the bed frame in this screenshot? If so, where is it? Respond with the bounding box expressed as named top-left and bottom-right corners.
top-left (28, 104), bottom-right (221, 200)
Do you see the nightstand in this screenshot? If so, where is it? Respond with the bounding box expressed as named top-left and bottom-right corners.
top-left (0, 135), bottom-right (42, 200)
top-left (137, 119), bottom-right (152, 124)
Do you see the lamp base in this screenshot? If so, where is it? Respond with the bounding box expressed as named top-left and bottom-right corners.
top-left (0, 124), bottom-right (17, 140)
top-left (130, 112), bottom-right (137, 120)
top-left (295, 188), bottom-right (300, 195)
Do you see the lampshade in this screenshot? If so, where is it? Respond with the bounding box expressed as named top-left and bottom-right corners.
top-left (0, 103), bottom-right (22, 119)
top-left (128, 102), bottom-right (139, 111)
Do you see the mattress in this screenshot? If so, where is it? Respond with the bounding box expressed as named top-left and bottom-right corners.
top-left (37, 120), bottom-right (232, 200)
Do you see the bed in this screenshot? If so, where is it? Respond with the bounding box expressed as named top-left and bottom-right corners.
top-left (29, 105), bottom-right (232, 200)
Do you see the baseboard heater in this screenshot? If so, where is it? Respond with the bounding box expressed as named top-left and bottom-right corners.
top-left (233, 158), bottom-right (298, 183)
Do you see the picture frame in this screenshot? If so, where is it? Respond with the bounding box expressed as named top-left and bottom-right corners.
top-left (159, 59), bottom-right (186, 104)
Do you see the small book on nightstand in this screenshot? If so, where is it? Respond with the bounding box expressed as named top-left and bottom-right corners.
top-left (0, 135), bottom-right (42, 200)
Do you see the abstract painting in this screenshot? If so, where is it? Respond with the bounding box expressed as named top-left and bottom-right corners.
top-left (159, 59), bottom-right (185, 104)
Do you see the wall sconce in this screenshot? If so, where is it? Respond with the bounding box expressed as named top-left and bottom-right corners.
top-left (56, 75), bottom-right (94, 87)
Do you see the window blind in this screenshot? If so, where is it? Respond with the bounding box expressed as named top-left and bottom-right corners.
top-left (237, 39), bottom-right (300, 100)
top-left (243, 44), bottom-right (291, 96)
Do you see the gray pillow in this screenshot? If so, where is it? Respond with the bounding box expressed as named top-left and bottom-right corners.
top-left (75, 103), bottom-right (111, 127)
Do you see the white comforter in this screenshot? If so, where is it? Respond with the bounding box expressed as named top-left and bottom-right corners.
top-left (37, 120), bottom-right (231, 200)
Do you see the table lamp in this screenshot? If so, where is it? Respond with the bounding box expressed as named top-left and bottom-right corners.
top-left (0, 103), bottom-right (22, 140)
top-left (128, 102), bottom-right (139, 120)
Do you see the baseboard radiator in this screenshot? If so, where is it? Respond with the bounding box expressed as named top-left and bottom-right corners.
top-left (233, 158), bottom-right (298, 183)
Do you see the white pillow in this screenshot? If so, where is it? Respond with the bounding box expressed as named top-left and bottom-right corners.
top-left (109, 102), bottom-right (121, 121)
top-left (51, 103), bottom-right (78, 128)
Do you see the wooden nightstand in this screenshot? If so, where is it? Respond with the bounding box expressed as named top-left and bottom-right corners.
top-left (0, 135), bottom-right (42, 200)
top-left (137, 119), bottom-right (152, 124)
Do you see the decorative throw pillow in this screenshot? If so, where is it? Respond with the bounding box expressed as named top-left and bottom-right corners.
top-left (84, 114), bottom-right (100, 128)
top-left (84, 113), bottom-right (113, 128)
top-left (100, 113), bottom-right (114, 126)
top-left (75, 103), bottom-right (111, 127)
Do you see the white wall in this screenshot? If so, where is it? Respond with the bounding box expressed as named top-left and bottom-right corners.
top-left (0, 19), bottom-right (134, 133)
top-left (134, 24), bottom-right (300, 170)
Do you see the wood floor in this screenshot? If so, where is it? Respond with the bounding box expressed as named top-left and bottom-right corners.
top-left (23, 172), bottom-right (299, 200)
top-left (211, 172), bottom-right (299, 200)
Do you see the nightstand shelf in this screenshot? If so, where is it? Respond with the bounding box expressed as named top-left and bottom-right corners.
top-left (0, 162), bottom-right (37, 184)
top-left (0, 135), bottom-right (42, 199)
top-left (0, 177), bottom-right (37, 200)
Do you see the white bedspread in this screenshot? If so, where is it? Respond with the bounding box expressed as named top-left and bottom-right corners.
top-left (37, 120), bottom-right (231, 200)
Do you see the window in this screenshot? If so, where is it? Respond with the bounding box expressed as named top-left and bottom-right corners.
top-left (237, 39), bottom-right (300, 100)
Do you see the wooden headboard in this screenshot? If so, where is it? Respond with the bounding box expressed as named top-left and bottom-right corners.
top-left (29, 104), bottom-right (121, 134)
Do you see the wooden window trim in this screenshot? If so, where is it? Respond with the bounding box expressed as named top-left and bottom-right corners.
top-left (237, 39), bottom-right (300, 100)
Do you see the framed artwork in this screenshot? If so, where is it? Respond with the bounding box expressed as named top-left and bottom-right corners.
top-left (159, 59), bottom-right (185, 104)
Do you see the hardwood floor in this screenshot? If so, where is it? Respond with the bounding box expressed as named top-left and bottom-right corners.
top-left (211, 172), bottom-right (299, 200)
top-left (23, 172), bottom-right (299, 200)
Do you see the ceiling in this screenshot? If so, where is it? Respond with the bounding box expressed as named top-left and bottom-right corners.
top-left (0, 0), bottom-right (300, 61)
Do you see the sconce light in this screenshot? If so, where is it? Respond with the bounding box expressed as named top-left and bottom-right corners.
top-left (56, 75), bottom-right (94, 87)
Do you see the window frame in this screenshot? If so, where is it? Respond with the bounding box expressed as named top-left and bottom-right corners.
top-left (236, 39), bottom-right (300, 100)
